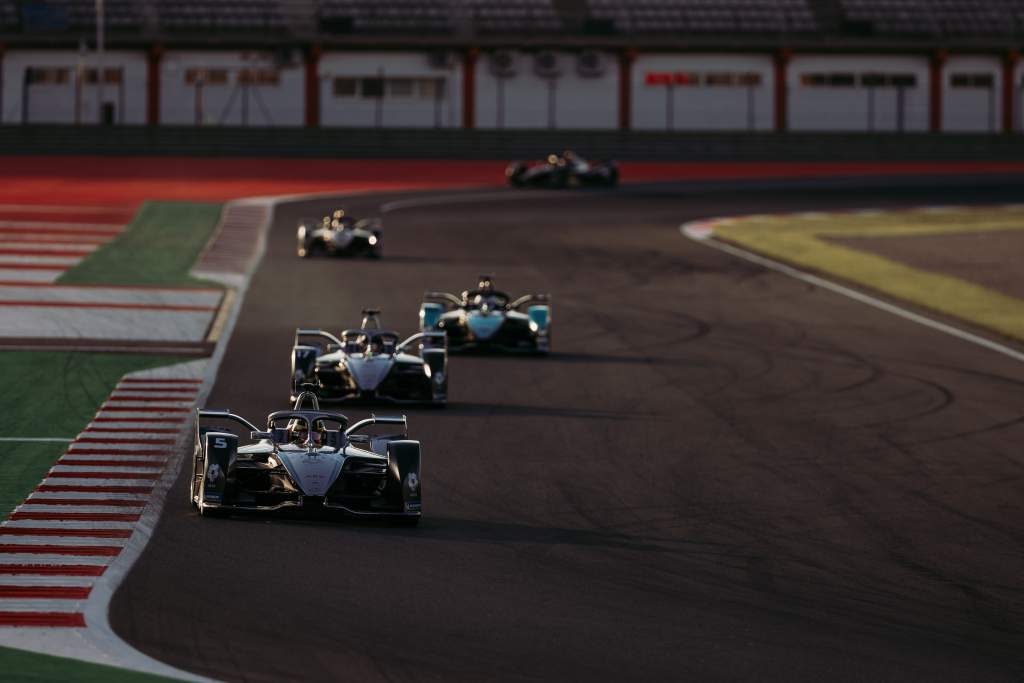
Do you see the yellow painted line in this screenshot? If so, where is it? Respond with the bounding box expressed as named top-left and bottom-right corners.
top-left (205, 289), bottom-right (236, 343)
top-left (708, 205), bottom-right (1024, 342)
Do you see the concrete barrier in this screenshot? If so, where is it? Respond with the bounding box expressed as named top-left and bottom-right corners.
top-left (2, 125), bottom-right (1024, 161)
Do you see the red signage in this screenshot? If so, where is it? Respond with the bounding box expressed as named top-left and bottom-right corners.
top-left (645, 71), bottom-right (672, 86)
top-left (645, 71), bottom-right (699, 86)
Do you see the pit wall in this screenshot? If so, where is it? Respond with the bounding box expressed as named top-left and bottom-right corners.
top-left (475, 50), bottom-right (618, 130)
top-left (632, 53), bottom-right (775, 132)
top-left (1, 48), bottom-right (1022, 133)
top-left (160, 50), bottom-right (305, 127)
top-left (319, 51), bottom-right (463, 129)
top-left (788, 54), bottom-right (930, 132)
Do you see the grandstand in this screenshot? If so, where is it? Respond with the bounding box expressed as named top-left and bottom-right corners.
top-left (0, 0), bottom-right (1021, 134)
top-left (2, 0), bottom-right (1024, 40)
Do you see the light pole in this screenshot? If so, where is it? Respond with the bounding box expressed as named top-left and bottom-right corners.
top-left (195, 70), bottom-right (205, 126)
top-left (96, 0), bottom-right (105, 124)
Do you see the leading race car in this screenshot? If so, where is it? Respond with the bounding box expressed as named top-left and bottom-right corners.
top-left (190, 387), bottom-right (421, 524)
top-left (291, 309), bottom-right (448, 405)
top-left (506, 150), bottom-right (618, 189)
top-left (296, 209), bottom-right (382, 259)
top-left (419, 276), bottom-right (551, 354)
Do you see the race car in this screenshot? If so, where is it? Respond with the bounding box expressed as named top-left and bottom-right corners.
top-left (506, 150), bottom-right (618, 189)
top-left (190, 387), bottom-right (421, 524)
top-left (291, 309), bottom-right (447, 405)
top-left (296, 209), bottom-right (382, 259)
top-left (419, 276), bottom-right (551, 354)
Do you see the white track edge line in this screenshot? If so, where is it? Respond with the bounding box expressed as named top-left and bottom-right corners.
top-left (679, 220), bottom-right (1024, 365)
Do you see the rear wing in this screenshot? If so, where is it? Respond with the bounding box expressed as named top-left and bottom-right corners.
top-left (422, 291), bottom-right (462, 308)
top-left (510, 293), bottom-right (551, 310)
top-left (295, 328), bottom-right (344, 348)
top-left (398, 331), bottom-right (446, 352)
top-left (195, 409), bottom-right (262, 448)
top-left (346, 414), bottom-right (407, 438)
top-left (354, 217), bottom-right (382, 232)
top-left (196, 409), bottom-right (259, 434)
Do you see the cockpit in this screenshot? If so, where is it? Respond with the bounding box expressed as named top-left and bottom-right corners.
top-left (327, 209), bottom-right (356, 232)
top-left (461, 275), bottom-right (510, 311)
top-left (266, 412), bottom-right (348, 450)
top-left (341, 330), bottom-right (400, 356)
top-left (464, 291), bottom-right (510, 312)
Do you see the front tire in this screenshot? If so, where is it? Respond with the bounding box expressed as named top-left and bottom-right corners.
top-left (199, 503), bottom-right (228, 518)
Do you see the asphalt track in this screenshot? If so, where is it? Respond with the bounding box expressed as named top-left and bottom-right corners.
top-left (111, 178), bottom-right (1024, 682)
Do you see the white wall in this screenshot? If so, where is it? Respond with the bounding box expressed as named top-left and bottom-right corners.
top-left (475, 51), bottom-right (617, 130)
top-left (789, 54), bottom-right (929, 132)
top-left (632, 53), bottom-right (774, 131)
top-left (943, 55), bottom-right (1001, 133)
top-left (160, 50), bottom-right (304, 127)
top-left (1, 49), bottom-right (147, 124)
top-left (319, 51), bottom-right (461, 128)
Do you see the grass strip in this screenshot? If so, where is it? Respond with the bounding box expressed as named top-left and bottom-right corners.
top-left (0, 351), bottom-right (189, 517)
top-left (58, 201), bottom-right (223, 288)
top-left (0, 644), bottom-right (182, 682)
top-left (712, 206), bottom-right (1024, 342)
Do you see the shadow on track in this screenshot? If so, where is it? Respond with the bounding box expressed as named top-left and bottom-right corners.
top-left (417, 401), bottom-right (660, 420)
top-left (214, 514), bottom-right (732, 557)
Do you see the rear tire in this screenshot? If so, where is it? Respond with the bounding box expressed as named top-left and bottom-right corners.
top-left (507, 162), bottom-right (527, 187)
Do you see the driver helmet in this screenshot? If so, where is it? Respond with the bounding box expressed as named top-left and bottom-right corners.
top-left (311, 419), bottom-right (326, 445)
top-left (288, 419), bottom-right (309, 444)
top-left (288, 419), bottom-right (326, 446)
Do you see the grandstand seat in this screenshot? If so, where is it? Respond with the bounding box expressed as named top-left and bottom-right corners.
top-left (158, 0), bottom-right (286, 32)
top-left (319, 0), bottom-right (453, 34)
top-left (585, 0), bottom-right (820, 34)
top-left (0, 1), bottom-right (18, 29)
top-left (467, 0), bottom-right (563, 33)
top-left (837, 0), bottom-right (1023, 37)
top-left (1, 0), bottom-right (143, 31)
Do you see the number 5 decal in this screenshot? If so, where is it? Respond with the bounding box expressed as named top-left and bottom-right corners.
top-left (214, 437), bottom-right (228, 449)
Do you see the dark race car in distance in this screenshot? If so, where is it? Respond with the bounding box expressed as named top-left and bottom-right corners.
top-left (420, 276), bottom-right (550, 354)
top-left (191, 387), bottom-right (421, 524)
top-left (506, 150), bottom-right (618, 189)
top-left (292, 309), bottom-right (447, 406)
top-left (297, 209), bottom-right (382, 259)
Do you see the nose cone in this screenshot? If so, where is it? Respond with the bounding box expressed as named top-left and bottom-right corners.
top-left (278, 451), bottom-right (342, 496)
top-left (345, 357), bottom-right (394, 391)
top-left (467, 312), bottom-right (503, 340)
